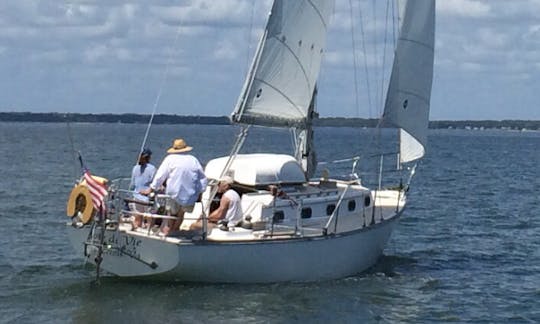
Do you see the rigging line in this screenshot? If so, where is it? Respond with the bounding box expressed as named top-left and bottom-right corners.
top-left (290, 128), bottom-right (298, 157)
top-left (244, 0), bottom-right (256, 76)
top-left (350, 0), bottom-right (381, 163)
top-left (64, 114), bottom-right (80, 179)
top-left (348, 0), bottom-right (361, 121)
top-left (138, 21), bottom-right (185, 162)
top-left (356, 1), bottom-right (373, 118)
top-left (350, 1), bottom-right (394, 170)
top-left (372, 1), bottom-right (397, 147)
top-left (371, 0), bottom-right (379, 118)
top-left (393, 0), bottom-right (398, 48)
top-left (374, 0), bottom-right (400, 147)
top-left (372, 0), bottom-right (391, 159)
top-left (318, 156), bottom-right (360, 165)
top-left (306, 0), bottom-right (331, 29)
top-left (379, 0), bottom-right (392, 112)
top-left (346, 0), bottom-right (363, 176)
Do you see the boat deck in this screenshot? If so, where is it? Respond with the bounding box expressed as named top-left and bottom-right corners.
top-left (112, 187), bottom-right (405, 244)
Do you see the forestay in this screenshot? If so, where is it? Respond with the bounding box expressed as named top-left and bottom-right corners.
top-left (383, 0), bottom-right (435, 163)
top-left (232, 0), bottom-right (335, 128)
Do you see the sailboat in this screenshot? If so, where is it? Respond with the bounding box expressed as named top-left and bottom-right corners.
top-left (65, 0), bottom-right (435, 283)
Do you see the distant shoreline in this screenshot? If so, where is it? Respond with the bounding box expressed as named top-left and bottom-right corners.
top-left (1, 112), bottom-right (539, 130)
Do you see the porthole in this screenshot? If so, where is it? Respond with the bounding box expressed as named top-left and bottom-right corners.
top-left (348, 200), bottom-right (356, 211)
top-left (326, 204), bottom-right (336, 215)
top-left (364, 196), bottom-right (371, 207)
top-left (273, 211), bottom-right (284, 223)
top-left (301, 207), bottom-right (312, 219)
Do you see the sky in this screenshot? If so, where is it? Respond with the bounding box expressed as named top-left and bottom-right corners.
top-left (0, 0), bottom-right (539, 121)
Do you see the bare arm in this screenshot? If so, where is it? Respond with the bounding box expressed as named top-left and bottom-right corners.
top-left (208, 195), bottom-right (231, 223)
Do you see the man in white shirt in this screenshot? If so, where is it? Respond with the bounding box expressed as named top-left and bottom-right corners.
top-left (141, 138), bottom-right (207, 235)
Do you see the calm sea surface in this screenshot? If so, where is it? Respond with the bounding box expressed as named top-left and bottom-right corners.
top-left (0, 122), bottom-right (539, 323)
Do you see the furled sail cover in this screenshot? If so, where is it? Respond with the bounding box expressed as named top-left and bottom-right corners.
top-left (232, 0), bottom-right (335, 128)
top-left (383, 0), bottom-right (435, 163)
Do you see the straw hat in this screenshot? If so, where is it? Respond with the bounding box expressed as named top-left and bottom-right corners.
top-left (167, 138), bottom-right (193, 153)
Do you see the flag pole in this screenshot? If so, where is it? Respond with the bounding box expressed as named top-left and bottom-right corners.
top-left (77, 151), bottom-right (85, 172)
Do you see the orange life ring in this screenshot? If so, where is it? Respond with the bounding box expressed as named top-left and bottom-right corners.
top-left (66, 184), bottom-right (94, 224)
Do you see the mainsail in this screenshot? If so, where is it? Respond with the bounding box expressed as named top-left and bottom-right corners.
top-left (232, 0), bottom-right (335, 128)
top-left (383, 0), bottom-right (435, 163)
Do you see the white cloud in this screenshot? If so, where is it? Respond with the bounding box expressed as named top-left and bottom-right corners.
top-left (0, 0), bottom-right (539, 120)
top-left (437, 0), bottom-right (491, 18)
top-left (151, 1), bottom-right (253, 27)
top-left (213, 39), bottom-right (238, 61)
top-left (29, 49), bottom-right (69, 63)
top-left (84, 44), bottom-right (108, 63)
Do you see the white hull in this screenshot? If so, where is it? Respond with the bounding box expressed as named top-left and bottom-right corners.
top-left (67, 214), bottom-right (399, 283)
top-left (67, 154), bottom-right (407, 283)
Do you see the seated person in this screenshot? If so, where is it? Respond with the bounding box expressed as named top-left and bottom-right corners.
top-left (191, 176), bottom-right (242, 231)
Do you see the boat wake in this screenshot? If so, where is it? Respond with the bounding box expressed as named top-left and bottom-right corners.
top-left (363, 254), bottom-right (417, 277)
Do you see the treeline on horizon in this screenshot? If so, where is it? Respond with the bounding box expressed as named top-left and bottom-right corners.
top-left (1, 112), bottom-right (539, 130)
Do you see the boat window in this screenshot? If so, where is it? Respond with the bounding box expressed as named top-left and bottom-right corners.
top-left (301, 207), bottom-right (312, 219)
top-left (348, 200), bottom-right (356, 211)
top-left (326, 204), bottom-right (336, 216)
top-left (273, 211), bottom-right (284, 223)
top-left (364, 196), bottom-right (371, 207)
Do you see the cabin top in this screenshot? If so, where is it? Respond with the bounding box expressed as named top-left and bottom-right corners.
top-left (205, 154), bottom-right (306, 186)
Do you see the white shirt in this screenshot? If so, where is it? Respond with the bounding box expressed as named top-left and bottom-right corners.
top-left (150, 153), bottom-right (207, 205)
top-left (223, 189), bottom-right (242, 227)
top-left (130, 163), bottom-right (156, 202)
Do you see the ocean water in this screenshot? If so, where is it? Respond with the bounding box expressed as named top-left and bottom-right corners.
top-left (0, 122), bottom-right (539, 323)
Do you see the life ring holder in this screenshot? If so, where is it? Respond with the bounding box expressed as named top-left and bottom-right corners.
top-left (66, 184), bottom-right (94, 224)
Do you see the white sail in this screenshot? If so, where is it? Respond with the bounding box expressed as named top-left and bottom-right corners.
top-left (383, 0), bottom-right (435, 163)
top-left (232, 0), bottom-right (335, 128)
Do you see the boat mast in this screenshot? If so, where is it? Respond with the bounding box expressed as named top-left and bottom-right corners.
top-left (295, 86), bottom-right (318, 179)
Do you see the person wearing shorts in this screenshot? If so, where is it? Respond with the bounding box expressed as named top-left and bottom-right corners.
top-left (142, 138), bottom-right (207, 235)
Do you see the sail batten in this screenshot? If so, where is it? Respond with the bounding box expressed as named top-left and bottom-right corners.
top-left (398, 90), bottom-right (431, 106)
top-left (232, 0), bottom-right (335, 128)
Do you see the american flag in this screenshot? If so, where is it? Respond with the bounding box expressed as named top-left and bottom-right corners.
top-left (84, 170), bottom-right (108, 211)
